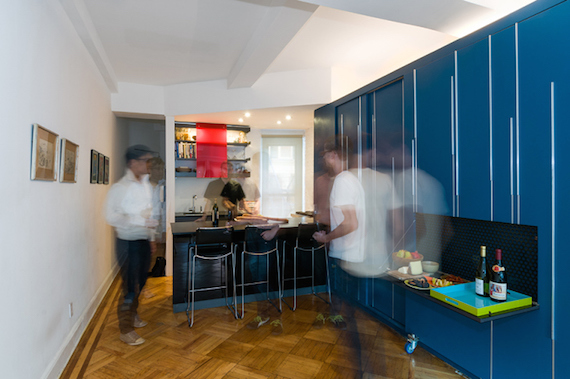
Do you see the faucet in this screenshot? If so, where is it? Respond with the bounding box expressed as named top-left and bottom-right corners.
top-left (191, 195), bottom-right (197, 212)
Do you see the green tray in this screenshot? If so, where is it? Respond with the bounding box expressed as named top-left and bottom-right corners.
top-left (430, 282), bottom-right (532, 317)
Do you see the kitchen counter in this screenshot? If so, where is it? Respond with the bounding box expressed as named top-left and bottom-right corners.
top-left (171, 216), bottom-right (328, 313)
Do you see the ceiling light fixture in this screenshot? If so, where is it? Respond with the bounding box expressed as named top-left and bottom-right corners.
top-left (277, 120), bottom-right (282, 125)
top-left (285, 115), bottom-right (291, 120)
top-left (238, 118), bottom-right (244, 123)
top-left (245, 112), bottom-right (251, 118)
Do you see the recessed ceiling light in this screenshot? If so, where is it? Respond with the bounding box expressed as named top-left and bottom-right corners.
top-left (245, 112), bottom-right (251, 118)
top-left (277, 120), bottom-right (282, 124)
top-left (238, 118), bottom-right (244, 123)
top-left (285, 115), bottom-right (291, 120)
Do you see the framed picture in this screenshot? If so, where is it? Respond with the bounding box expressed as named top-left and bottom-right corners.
top-left (59, 139), bottom-right (79, 183)
top-left (31, 123), bottom-right (59, 181)
top-left (104, 156), bottom-right (110, 184)
top-left (98, 153), bottom-right (105, 184)
top-left (90, 150), bottom-right (99, 183)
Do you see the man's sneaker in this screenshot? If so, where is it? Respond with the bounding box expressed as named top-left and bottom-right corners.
top-left (312, 313), bottom-right (327, 329)
top-left (247, 315), bottom-right (270, 329)
top-left (120, 331), bottom-right (145, 346)
top-left (270, 319), bottom-right (283, 335)
top-left (328, 315), bottom-right (347, 330)
top-left (134, 314), bottom-right (148, 328)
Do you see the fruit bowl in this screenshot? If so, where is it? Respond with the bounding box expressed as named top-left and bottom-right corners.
top-left (392, 251), bottom-right (423, 268)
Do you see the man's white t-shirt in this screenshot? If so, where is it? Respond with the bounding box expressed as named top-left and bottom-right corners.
top-left (328, 170), bottom-right (366, 263)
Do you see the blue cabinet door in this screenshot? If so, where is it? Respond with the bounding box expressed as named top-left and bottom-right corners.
top-left (370, 79), bottom-right (409, 252)
top-left (337, 97), bottom-right (360, 170)
top-left (490, 26), bottom-right (517, 224)
top-left (405, 293), bottom-right (491, 379)
top-left (515, 2), bottom-right (570, 378)
top-left (456, 38), bottom-right (491, 221)
top-left (415, 54), bottom-right (454, 217)
top-left (372, 278), bottom-right (393, 318)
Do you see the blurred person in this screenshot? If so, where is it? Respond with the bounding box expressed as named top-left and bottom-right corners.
top-left (346, 141), bottom-right (400, 277)
top-left (148, 157), bottom-right (166, 260)
top-left (312, 135), bottom-right (366, 375)
top-left (237, 176), bottom-right (260, 215)
top-left (196, 161), bottom-right (231, 222)
top-left (221, 162), bottom-right (254, 216)
top-left (105, 145), bottom-right (158, 346)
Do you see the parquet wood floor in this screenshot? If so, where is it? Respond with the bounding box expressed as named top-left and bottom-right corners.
top-left (61, 276), bottom-right (464, 378)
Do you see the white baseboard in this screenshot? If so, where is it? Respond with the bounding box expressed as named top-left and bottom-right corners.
top-left (43, 261), bottom-right (121, 379)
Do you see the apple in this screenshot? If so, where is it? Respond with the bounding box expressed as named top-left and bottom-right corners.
top-left (411, 251), bottom-right (420, 259)
top-left (404, 251), bottom-right (412, 259)
top-left (396, 250), bottom-right (406, 258)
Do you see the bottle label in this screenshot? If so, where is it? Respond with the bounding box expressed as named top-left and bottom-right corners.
top-left (492, 265), bottom-right (505, 272)
top-left (475, 278), bottom-right (485, 295)
top-left (490, 281), bottom-right (507, 301)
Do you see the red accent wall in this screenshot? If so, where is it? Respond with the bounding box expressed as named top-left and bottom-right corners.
top-left (196, 123), bottom-right (227, 178)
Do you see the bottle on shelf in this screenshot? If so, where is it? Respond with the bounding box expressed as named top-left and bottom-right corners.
top-left (212, 198), bottom-right (219, 227)
top-left (489, 248), bottom-right (507, 302)
top-left (475, 245), bottom-right (489, 297)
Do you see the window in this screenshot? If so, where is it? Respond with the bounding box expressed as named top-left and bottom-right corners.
top-left (260, 135), bottom-right (304, 218)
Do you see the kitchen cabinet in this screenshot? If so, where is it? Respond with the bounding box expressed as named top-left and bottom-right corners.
top-left (415, 54), bottom-right (455, 216)
top-left (175, 122), bottom-right (251, 178)
top-left (456, 38), bottom-right (491, 221)
top-left (406, 292), bottom-right (491, 379)
top-left (490, 26), bottom-right (517, 224)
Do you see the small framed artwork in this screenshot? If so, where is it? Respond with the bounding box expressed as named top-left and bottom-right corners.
top-left (90, 150), bottom-right (99, 183)
top-left (98, 153), bottom-right (105, 184)
top-left (60, 139), bottom-right (79, 183)
top-left (31, 123), bottom-right (59, 181)
top-left (104, 156), bottom-right (110, 184)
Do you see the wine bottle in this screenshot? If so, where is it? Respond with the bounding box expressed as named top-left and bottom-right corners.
top-left (489, 248), bottom-right (507, 302)
top-left (475, 246), bottom-right (489, 297)
top-left (212, 198), bottom-right (219, 227)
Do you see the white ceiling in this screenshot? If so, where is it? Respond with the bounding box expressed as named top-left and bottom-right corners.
top-left (63, 0), bottom-right (535, 126)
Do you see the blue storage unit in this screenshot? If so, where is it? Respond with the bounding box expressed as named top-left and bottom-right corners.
top-left (405, 292), bottom-right (491, 379)
top-left (313, 1), bottom-right (570, 376)
top-left (456, 38), bottom-right (491, 221)
top-left (415, 54), bottom-right (455, 216)
top-left (490, 26), bottom-right (518, 224)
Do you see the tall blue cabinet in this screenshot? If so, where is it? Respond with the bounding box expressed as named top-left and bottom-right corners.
top-left (314, 0), bottom-right (569, 377)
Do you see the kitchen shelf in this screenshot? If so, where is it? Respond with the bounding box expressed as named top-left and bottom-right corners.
top-left (175, 171), bottom-right (197, 177)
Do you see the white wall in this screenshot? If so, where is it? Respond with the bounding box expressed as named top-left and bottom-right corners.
top-left (0, 1), bottom-right (122, 378)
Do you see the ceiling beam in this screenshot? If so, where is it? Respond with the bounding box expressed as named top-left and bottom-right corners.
top-left (59, 0), bottom-right (118, 92)
top-left (226, 0), bottom-right (317, 89)
top-left (298, 0), bottom-right (495, 36)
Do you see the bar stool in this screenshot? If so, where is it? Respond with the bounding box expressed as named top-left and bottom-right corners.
top-left (281, 223), bottom-right (331, 311)
top-left (239, 225), bottom-right (282, 318)
top-left (187, 226), bottom-right (237, 327)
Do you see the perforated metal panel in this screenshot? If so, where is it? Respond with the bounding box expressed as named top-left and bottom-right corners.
top-left (416, 213), bottom-right (538, 302)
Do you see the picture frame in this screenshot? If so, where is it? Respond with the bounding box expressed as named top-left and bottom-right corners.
top-left (98, 153), bottom-right (105, 184)
top-left (59, 139), bottom-right (79, 183)
top-left (104, 156), bottom-right (110, 184)
top-left (31, 123), bottom-right (59, 181)
top-left (90, 150), bottom-right (99, 184)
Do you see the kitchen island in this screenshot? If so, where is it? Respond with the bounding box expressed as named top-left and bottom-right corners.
top-left (171, 216), bottom-right (328, 313)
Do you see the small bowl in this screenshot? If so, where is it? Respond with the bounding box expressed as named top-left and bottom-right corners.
top-left (422, 261), bottom-right (439, 274)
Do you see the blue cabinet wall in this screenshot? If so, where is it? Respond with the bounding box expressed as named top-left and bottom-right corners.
top-left (415, 54), bottom-right (455, 216)
top-left (490, 26), bottom-right (517, 224)
top-left (456, 38), bottom-right (492, 221)
top-left (314, 0), bottom-right (569, 377)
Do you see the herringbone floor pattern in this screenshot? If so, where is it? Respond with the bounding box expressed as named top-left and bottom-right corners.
top-left (61, 276), bottom-right (463, 378)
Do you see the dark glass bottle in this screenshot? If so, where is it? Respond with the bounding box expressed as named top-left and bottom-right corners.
top-left (212, 198), bottom-right (219, 227)
top-left (489, 249), bottom-right (507, 302)
top-left (475, 246), bottom-right (489, 297)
